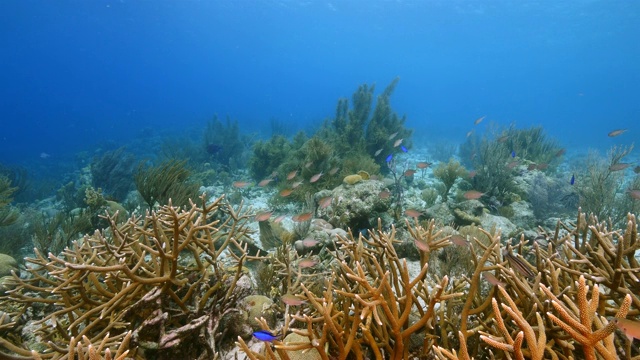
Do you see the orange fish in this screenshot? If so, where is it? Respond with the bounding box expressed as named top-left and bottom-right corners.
top-left (474, 115), bottom-right (486, 125)
top-left (608, 129), bottom-right (627, 137)
top-left (414, 239), bottom-right (429, 252)
top-left (506, 160), bottom-right (519, 169)
top-left (254, 211), bottom-right (272, 222)
top-left (463, 190), bottom-right (484, 200)
top-left (318, 196), bottom-right (332, 209)
top-left (292, 180), bottom-right (303, 189)
top-left (536, 163), bottom-right (548, 170)
top-left (468, 170), bottom-right (477, 178)
top-left (614, 318), bottom-right (640, 341)
top-left (609, 163), bottom-right (632, 171)
top-left (232, 181), bottom-right (251, 188)
top-left (292, 212), bottom-right (313, 222)
top-left (628, 189), bottom-right (640, 200)
top-left (258, 179), bottom-right (272, 187)
top-left (416, 162), bottom-right (431, 169)
top-left (301, 238), bottom-right (320, 247)
top-left (378, 190), bottom-right (391, 199)
top-left (298, 258), bottom-right (318, 268)
top-left (273, 215), bottom-right (286, 224)
top-left (393, 138), bottom-right (403, 147)
top-left (280, 188), bottom-right (294, 197)
top-left (527, 164), bottom-right (537, 171)
top-left (310, 172), bottom-right (323, 183)
top-left (450, 235), bottom-right (469, 247)
top-left (483, 272), bottom-right (506, 287)
top-left (287, 170), bottom-right (298, 180)
top-left (281, 294), bottom-right (306, 306)
top-left (404, 169), bottom-right (417, 177)
top-left (555, 148), bottom-right (566, 157)
top-left (404, 209), bottom-right (422, 218)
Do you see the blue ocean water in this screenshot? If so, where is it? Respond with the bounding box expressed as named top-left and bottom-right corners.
top-left (1, 1), bottom-right (639, 182)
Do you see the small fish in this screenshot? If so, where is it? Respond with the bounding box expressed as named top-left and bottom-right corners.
top-left (378, 190), bottom-right (391, 199)
top-left (374, 148), bottom-right (383, 156)
top-left (474, 115), bottom-right (485, 125)
top-left (503, 248), bottom-right (536, 279)
top-left (232, 181), bottom-right (251, 188)
top-left (482, 272), bottom-right (506, 287)
top-left (608, 129), bottom-right (628, 137)
top-left (414, 239), bottom-right (430, 252)
top-left (416, 162), bottom-right (431, 169)
top-left (628, 189), bottom-right (640, 200)
top-left (329, 167), bottom-right (340, 175)
top-left (527, 164), bottom-right (537, 171)
top-left (310, 172), bottom-right (323, 183)
top-left (506, 160), bottom-right (518, 169)
top-left (301, 238), bottom-right (320, 247)
top-left (609, 163), bottom-right (632, 172)
top-left (292, 212), bottom-right (313, 222)
top-left (511, 150), bottom-right (516, 158)
top-left (401, 145), bottom-right (408, 153)
top-left (292, 180), bottom-right (303, 189)
top-left (555, 148), bottom-right (566, 157)
top-left (536, 163), bottom-right (548, 170)
top-left (318, 196), bottom-right (332, 209)
top-left (613, 318), bottom-right (640, 341)
top-left (388, 131), bottom-right (398, 140)
top-left (496, 135), bottom-right (509, 143)
top-left (394, 138), bottom-right (403, 147)
top-left (404, 169), bottom-right (416, 177)
top-left (570, 174), bottom-right (575, 185)
top-left (386, 154), bottom-right (393, 163)
top-left (305, 161), bottom-right (313, 169)
top-left (298, 258), bottom-right (318, 268)
top-left (253, 330), bottom-right (280, 342)
top-left (40, 152), bottom-right (51, 159)
top-left (273, 215), bottom-right (286, 223)
top-left (258, 179), bottom-right (273, 187)
top-left (404, 209), bottom-right (422, 218)
top-left (254, 211), bottom-right (272, 222)
top-left (281, 293), bottom-right (307, 306)
top-left (279, 188), bottom-right (294, 197)
top-left (466, 130), bottom-right (474, 138)
top-left (287, 170), bottom-right (298, 180)
top-left (468, 170), bottom-right (477, 178)
top-left (463, 190), bottom-right (484, 200)
top-left (450, 235), bottom-right (469, 247)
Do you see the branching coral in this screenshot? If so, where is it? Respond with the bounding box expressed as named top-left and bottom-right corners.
top-left (1, 195), bottom-right (257, 359)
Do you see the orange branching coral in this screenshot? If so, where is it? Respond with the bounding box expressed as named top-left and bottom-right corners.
top-left (1, 195), bottom-right (257, 359)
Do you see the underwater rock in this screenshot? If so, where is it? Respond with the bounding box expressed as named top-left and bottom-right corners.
top-left (0, 254), bottom-right (18, 278)
top-left (241, 295), bottom-right (276, 330)
top-left (343, 174), bottom-right (363, 185)
top-left (479, 213), bottom-right (518, 238)
top-left (318, 180), bottom-right (388, 230)
top-left (508, 200), bottom-right (536, 231)
top-left (424, 203), bottom-right (455, 225)
top-left (275, 333), bottom-right (322, 360)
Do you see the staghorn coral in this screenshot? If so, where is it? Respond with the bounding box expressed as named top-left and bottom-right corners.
top-left (1, 195), bottom-right (258, 359)
top-left (238, 208), bottom-right (639, 359)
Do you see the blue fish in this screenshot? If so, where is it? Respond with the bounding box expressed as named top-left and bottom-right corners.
top-left (401, 145), bottom-right (408, 153)
top-left (253, 330), bottom-right (279, 342)
top-left (386, 154), bottom-right (393, 163)
top-left (570, 174), bottom-right (575, 185)
top-left (511, 150), bottom-right (516, 158)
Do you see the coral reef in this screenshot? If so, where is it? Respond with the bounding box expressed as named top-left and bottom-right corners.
top-left (433, 158), bottom-right (468, 202)
top-left (0, 195), bottom-right (259, 359)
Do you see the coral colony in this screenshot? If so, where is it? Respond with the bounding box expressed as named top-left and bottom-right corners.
top-left (0, 80), bottom-right (638, 359)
